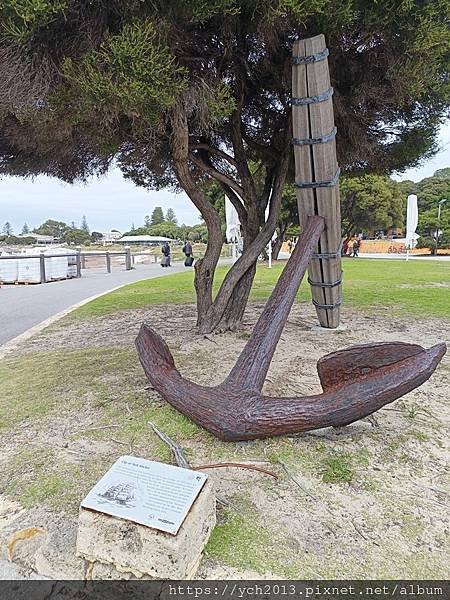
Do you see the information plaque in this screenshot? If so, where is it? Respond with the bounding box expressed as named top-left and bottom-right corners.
top-left (80, 456), bottom-right (208, 535)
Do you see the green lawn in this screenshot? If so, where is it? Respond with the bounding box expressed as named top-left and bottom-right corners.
top-left (1, 258), bottom-right (448, 579)
top-left (73, 258), bottom-right (450, 319)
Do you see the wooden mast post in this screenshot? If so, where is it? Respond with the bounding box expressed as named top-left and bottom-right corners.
top-left (292, 34), bottom-right (342, 328)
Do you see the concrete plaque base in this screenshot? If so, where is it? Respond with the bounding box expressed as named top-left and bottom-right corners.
top-left (76, 480), bottom-right (215, 579)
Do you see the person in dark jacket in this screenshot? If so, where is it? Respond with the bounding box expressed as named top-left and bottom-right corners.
top-left (342, 237), bottom-right (350, 256)
top-left (182, 241), bottom-right (193, 257)
top-left (182, 240), bottom-right (194, 267)
top-left (161, 242), bottom-right (171, 267)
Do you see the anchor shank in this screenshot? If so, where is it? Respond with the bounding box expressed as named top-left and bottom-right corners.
top-left (225, 215), bottom-right (324, 391)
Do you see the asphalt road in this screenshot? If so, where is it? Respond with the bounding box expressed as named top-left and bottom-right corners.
top-left (0, 262), bottom-right (186, 346)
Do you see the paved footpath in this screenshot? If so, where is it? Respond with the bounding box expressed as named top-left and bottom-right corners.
top-left (278, 250), bottom-right (450, 261)
top-left (0, 262), bottom-right (187, 346)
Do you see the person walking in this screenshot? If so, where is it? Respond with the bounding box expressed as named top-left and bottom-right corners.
top-left (182, 240), bottom-right (194, 267)
top-left (352, 238), bottom-right (361, 257)
top-left (342, 237), bottom-right (350, 256)
top-left (161, 241), bottom-right (171, 267)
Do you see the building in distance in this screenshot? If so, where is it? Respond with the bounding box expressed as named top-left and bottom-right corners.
top-left (101, 230), bottom-right (122, 245)
top-left (118, 235), bottom-right (174, 246)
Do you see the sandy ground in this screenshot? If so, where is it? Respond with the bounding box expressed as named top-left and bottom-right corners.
top-left (1, 302), bottom-right (449, 580)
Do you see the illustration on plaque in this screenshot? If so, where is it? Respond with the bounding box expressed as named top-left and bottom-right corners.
top-left (97, 482), bottom-right (137, 508)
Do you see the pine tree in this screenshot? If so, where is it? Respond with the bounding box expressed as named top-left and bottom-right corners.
top-left (21, 222), bottom-right (30, 235)
top-left (81, 215), bottom-right (89, 233)
top-left (150, 207), bottom-right (165, 226)
top-left (131, 222), bottom-right (136, 231)
top-left (144, 215), bottom-right (151, 227)
top-left (70, 221), bottom-right (76, 229)
top-left (166, 208), bottom-right (178, 225)
top-left (0, 1), bottom-right (447, 332)
top-left (2, 222), bottom-right (13, 236)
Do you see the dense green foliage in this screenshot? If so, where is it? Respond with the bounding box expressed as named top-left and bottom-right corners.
top-left (0, 1), bottom-right (448, 181)
top-left (90, 231), bottom-right (103, 243)
top-left (0, 234), bottom-right (35, 245)
top-left (340, 175), bottom-right (404, 236)
top-left (61, 227), bottom-right (90, 245)
top-left (32, 218), bottom-right (90, 244)
top-left (2, 221), bottom-right (13, 236)
top-left (0, 0), bottom-right (69, 42)
top-left (59, 20), bottom-right (188, 128)
top-left (33, 219), bottom-right (69, 238)
top-left (399, 168), bottom-right (450, 252)
top-left (124, 221), bottom-right (209, 243)
top-left (165, 208), bottom-right (177, 225)
top-left (80, 215), bottom-right (89, 233)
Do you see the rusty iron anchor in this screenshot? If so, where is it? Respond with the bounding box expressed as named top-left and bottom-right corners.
top-left (136, 216), bottom-right (446, 441)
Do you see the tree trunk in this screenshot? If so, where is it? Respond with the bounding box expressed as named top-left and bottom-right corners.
top-left (197, 214), bottom-right (262, 333)
top-left (272, 237), bottom-right (283, 260)
top-left (207, 263), bottom-right (257, 332)
top-left (193, 233), bottom-right (223, 327)
top-left (172, 106), bottom-right (223, 325)
top-left (171, 103), bottom-right (291, 335)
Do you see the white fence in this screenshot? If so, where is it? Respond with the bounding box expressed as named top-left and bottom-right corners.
top-left (0, 250), bottom-right (81, 284)
top-left (0, 247), bottom-right (133, 284)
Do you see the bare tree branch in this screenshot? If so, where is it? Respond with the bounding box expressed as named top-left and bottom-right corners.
top-left (230, 107), bottom-right (258, 206)
top-left (189, 142), bottom-right (238, 168)
top-left (190, 152), bottom-right (245, 199)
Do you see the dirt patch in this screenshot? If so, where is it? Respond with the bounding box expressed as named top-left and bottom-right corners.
top-left (1, 302), bottom-right (449, 579)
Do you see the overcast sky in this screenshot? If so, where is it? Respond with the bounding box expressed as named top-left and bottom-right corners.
top-left (1, 122), bottom-right (449, 234)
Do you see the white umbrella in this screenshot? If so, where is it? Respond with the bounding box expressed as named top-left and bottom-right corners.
top-left (225, 197), bottom-right (241, 263)
top-left (264, 201), bottom-right (277, 268)
top-left (405, 194), bottom-right (419, 260)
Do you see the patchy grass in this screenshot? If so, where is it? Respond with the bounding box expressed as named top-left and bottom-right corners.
top-left (0, 265), bottom-right (448, 577)
top-left (321, 454), bottom-right (354, 484)
top-left (0, 336), bottom-right (448, 577)
top-left (266, 437), bottom-right (327, 472)
top-left (72, 258), bottom-right (450, 320)
top-left (205, 510), bottom-right (274, 573)
top-left (1, 446), bottom-right (109, 513)
top-left (0, 347), bottom-right (280, 514)
top-left (412, 431), bottom-right (429, 442)
top-left (205, 505), bottom-right (311, 578)
top-left (0, 348), bottom-right (140, 432)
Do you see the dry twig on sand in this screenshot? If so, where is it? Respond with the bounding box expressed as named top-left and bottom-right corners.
top-left (148, 421), bottom-right (190, 469)
top-left (193, 462), bottom-right (278, 479)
